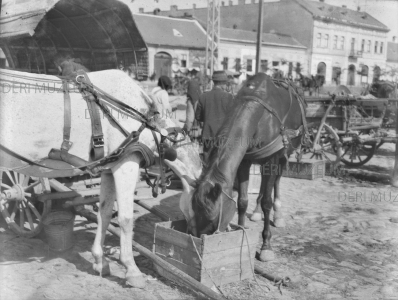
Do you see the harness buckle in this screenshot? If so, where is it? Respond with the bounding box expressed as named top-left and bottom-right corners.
top-left (92, 136), bottom-right (104, 148)
top-left (61, 139), bottom-right (73, 151)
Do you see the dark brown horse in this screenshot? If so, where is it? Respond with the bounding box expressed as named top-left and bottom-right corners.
top-left (297, 73), bottom-right (324, 96)
top-left (190, 73), bottom-right (305, 262)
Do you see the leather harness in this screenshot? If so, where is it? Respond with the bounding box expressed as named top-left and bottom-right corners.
top-left (0, 70), bottom-right (187, 198)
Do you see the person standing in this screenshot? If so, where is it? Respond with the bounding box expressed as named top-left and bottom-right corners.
top-left (184, 70), bottom-right (202, 141)
top-left (195, 70), bottom-right (234, 162)
top-left (151, 76), bottom-right (173, 118)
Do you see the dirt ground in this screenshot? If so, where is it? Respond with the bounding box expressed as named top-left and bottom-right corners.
top-left (1, 100), bottom-right (398, 300)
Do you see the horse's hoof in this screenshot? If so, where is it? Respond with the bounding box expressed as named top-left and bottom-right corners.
top-left (126, 275), bottom-right (146, 289)
top-left (273, 218), bottom-right (286, 228)
top-left (259, 249), bottom-right (275, 262)
top-left (93, 262), bottom-right (110, 277)
top-left (250, 212), bottom-right (262, 222)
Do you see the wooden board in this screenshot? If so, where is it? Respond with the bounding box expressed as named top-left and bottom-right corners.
top-left (153, 220), bottom-right (258, 287)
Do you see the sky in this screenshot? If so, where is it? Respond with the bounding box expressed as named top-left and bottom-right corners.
top-left (125, 0), bottom-right (398, 41)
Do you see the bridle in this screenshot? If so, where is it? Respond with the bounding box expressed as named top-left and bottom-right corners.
top-left (206, 179), bottom-right (237, 234)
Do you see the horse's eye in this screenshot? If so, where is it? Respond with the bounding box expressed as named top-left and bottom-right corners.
top-left (247, 83), bottom-right (255, 89)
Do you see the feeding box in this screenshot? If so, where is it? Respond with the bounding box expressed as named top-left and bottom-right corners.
top-left (153, 220), bottom-right (258, 287)
top-left (282, 158), bottom-right (326, 180)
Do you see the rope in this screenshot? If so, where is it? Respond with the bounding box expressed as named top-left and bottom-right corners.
top-left (189, 235), bottom-right (226, 296)
top-left (234, 225), bottom-right (271, 294)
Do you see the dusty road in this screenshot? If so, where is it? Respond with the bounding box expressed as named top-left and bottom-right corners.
top-left (1, 101), bottom-right (398, 300)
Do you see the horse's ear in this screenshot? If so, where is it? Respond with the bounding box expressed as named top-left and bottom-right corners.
top-left (209, 183), bottom-right (222, 201)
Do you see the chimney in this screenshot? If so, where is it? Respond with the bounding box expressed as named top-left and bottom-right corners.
top-left (170, 5), bottom-right (178, 12)
top-left (193, 4), bottom-right (196, 9)
top-left (319, 0), bottom-right (325, 2)
top-left (222, 1), bottom-right (225, 6)
top-left (357, 6), bottom-right (360, 11)
top-left (139, 7), bottom-right (144, 13)
top-left (238, 0), bottom-right (245, 5)
top-left (342, 5), bottom-right (347, 8)
top-left (153, 8), bottom-right (160, 15)
top-left (229, 0), bottom-right (233, 5)
top-left (252, 0), bottom-right (256, 3)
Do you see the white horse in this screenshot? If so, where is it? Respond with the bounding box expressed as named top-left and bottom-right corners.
top-left (0, 69), bottom-right (202, 288)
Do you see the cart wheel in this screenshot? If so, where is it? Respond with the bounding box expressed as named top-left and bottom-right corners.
top-left (304, 123), bottom-right (342, 164)
top-left (339, 141), bottom-right (376, 167)
top-left (0, 168), bottom-right (51, 238)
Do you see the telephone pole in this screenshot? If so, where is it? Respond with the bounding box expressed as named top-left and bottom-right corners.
top-left (205, 0), bottom-right (220, 90)
top-left (255, 0), bottom-right (264, 73)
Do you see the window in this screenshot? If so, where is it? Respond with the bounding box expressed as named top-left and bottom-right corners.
top-left (235, 58), bottom-right (241, 71)
top-left (247, 59), bottom-right (253, 72)
top-left (361, 39), bottom-right (365, 52)
top-left (351, 38), bottom-right (355, 51)
top-left (333, 35), bottom-right (338, 49)
top-left (322, 34), bottom-right (329, 48)
top-left (380, 42), bottom-right (384, 54)
top-left (316, 33), bottom-right (322, 47)
top-left (374, 41), bottom-right (378, 53)
top-left (181, 54), bottom-right (187, 68)
top-left (222, 57), bottom-right (228, 70)
top-left (260, 60), bottom-right (268, 72)
top-left (339, 36), bottom-right (345, 49)
top-left (366, 40), bottom-right (371, 52)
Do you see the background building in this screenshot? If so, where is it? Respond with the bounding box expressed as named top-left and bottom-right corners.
top-left (133, 14), bottom-right (208, 80)
top-left (146, 0), bottom-right (392, 86)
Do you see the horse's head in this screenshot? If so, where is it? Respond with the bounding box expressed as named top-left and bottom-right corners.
top-left (190, 179), bottom-right (236, 237)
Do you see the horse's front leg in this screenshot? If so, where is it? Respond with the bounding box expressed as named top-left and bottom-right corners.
top-left (237, 160), bottom-right (251, 227)
top-left (273, 158), bottom-right (286, 228)
top-left (92, 171), bottom-right (115, 277)
top-left (259, 173), bottom-right (277, 262)
top-left (112, 155), bottom-right (146, 288)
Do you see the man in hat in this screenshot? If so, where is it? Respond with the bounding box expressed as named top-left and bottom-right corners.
top-left (184, 69), bottom-right (202, 140)
top-left (195, 70), bottom-right (234, 162)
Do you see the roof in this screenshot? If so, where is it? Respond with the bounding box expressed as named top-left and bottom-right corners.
top-left (0, 0), bottom-right (147, 73)
top-left (221, 28), bottom-right (306, 49)
top-left (158, 0), bottom-right (389, 33)
top-left (300, 0), bottom-right (389, 32)
top-left (387, 42), bottom-right (398, 63)
top-left (133, 14), bottom-right (207, 49)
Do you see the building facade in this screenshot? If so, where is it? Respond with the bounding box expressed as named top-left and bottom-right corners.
top-left (133, 14), bottom-right (207, 80)
top-left (159, 0), bottom-right (390, 86)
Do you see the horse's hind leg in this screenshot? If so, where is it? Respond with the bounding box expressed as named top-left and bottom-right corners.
top-left (237, 160), bottom-right (251, 227)
top-left (273, 156), bottom-right (287, 228)
top-left (112, 155), bottom-right (146, 288)
top-left (259, 173), bottom-right (277, 262)
top-left (250, 176), bottom-right (264, 222)
top-left (92, 171), bottom-right (115, 277)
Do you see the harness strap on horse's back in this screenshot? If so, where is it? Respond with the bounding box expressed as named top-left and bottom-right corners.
top-left (76, 70), bottom-right (105, 161)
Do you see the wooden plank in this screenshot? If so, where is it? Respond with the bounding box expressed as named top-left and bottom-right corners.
top-left (201, 247), bottom-right (256, 269)
top-left (200, 261), bottom-right (254, 287)
top-left (155, 253), bottom-right (201, 280)
top-left (201, 229), bottom-right (259, 254)
top-left (155, 223), bottom-right (202, 253)
top-left (154, 239), bottom-right (201, 269)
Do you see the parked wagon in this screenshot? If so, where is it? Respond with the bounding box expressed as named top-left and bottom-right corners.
top-left (299, 85), bottom-right (397, 168)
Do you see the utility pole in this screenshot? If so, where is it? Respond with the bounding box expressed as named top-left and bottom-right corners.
top-left (392, 106), bottom-right (398, 187)
top-left (255, 0), bottom-right (264, 73)
top-left (205, 0), bottom-right (220, 90)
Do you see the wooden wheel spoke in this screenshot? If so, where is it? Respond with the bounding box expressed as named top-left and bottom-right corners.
top-left (22, 200), bottom-right (35, 230)
top-left (24, 192), bottom-right (32, 197)
top-left (24, 181), bottom-right (40, 191)
top-left (19, 173), bottom-right (25, 185)
top-left (1, 183), bottom-right (12, 190)
top-left (22, 175), bottom-right (30, 187)
top-left (5, 171), bottom-right (16, 185)
top-left (10, 203), bottom-right (18, 221)
top-left (27, 201), bottom-right (42, 220)
top-left (19, 203), bottom-right (25, 228)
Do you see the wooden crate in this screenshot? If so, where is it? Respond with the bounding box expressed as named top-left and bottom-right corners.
top-left (282, 158), bottom-right (325, 180)
top-left (153, 220), bottom-right (258, 287)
